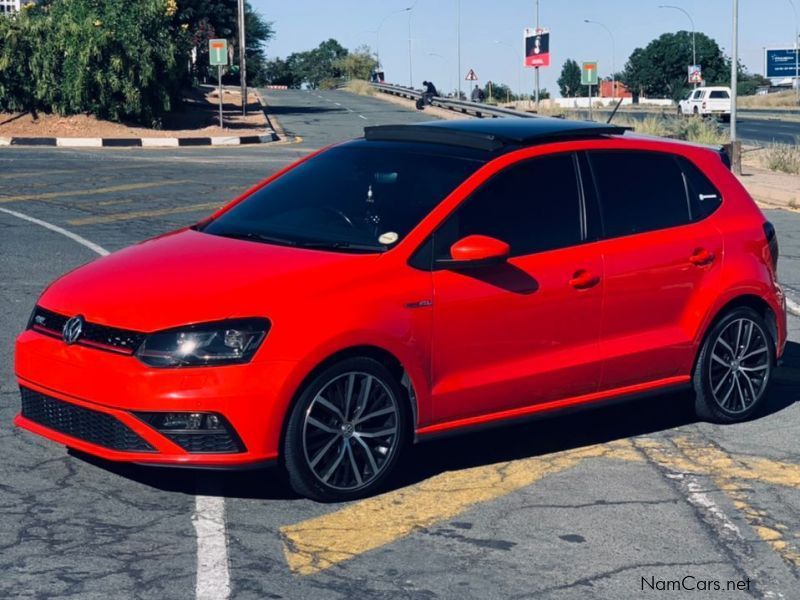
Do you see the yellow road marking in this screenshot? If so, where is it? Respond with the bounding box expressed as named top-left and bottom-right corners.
top-left (283, 436), bottom-right (800, 576)
top-left (281, 440), bottom-right (641, 576)
top-left (67, 201), bottom-right (222, 225)
top-left (0, 180), bottom-right (192, 203)
top-left (0, 163), bottom-right (155, 181)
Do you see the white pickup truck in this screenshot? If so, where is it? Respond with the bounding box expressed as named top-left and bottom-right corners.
top-left (677, 87), bottom-right (732, 121)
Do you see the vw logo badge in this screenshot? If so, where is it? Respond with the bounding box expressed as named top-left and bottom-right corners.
top-left (62, 315), bottom-right (85, 345)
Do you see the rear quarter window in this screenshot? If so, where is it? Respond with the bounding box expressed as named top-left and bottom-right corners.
top-left (677, 156), bottom-right (723, 220)
top-left (709, 90), bottom-right (730, 99)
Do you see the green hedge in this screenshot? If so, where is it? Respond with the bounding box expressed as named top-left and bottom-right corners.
top-left (0, 0), bottom-right (188, 126)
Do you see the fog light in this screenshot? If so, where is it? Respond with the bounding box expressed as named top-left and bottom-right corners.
top-left (206, 414), bottom-right (222, 430)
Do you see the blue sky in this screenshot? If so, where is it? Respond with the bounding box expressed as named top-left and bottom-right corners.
top-left (250, 0), bottom-right (799, 96)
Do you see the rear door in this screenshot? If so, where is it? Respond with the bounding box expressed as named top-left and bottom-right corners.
top-left (585, 150), bottom-right (723, 390)
top-left (429, 153), bottom-right (604, 423)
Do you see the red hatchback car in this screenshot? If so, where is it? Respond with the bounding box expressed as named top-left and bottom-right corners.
top-left (15, 118), bottom-right (787, 501)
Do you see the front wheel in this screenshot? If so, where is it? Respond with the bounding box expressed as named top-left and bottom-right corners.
top-left (693, 307), bottom-right (775, 423)
top-left (283, 357), bottom-right (409, 502)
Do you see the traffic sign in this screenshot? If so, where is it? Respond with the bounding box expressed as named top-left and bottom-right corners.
top-left (524, 28), bottom-right (551, 68)
top-left (581, 62), bottom-right (598, 86)
top-left (688, 65), bottom-right (703, 84)
top-left (465, 69), bottom-right (478, 81)
top-left (209, 39), bottom-right (228, 66)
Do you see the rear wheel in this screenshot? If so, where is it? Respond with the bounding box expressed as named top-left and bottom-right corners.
top-left (693, 307), bottom-right (775, 423)
top-left (284, 357), bottom-right (409, 502)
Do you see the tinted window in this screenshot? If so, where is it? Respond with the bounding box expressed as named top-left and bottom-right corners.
top-left (679, 157), bottom-right (722, 220)
top-left (434, 154), bottom-right (583, 259)
top-left (709, 90), bottom-right (730, 99)
top-left (202, 141), bottom-right (486, 252)
top-left (588, 151), bottom-right (691, 238)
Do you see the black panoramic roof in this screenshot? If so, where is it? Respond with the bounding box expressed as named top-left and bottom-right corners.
top-left (364, 117), bottom-right (628, 152)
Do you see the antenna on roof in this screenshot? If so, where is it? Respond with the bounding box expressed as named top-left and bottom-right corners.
top-left (606, 97), bottom-right (624, 124)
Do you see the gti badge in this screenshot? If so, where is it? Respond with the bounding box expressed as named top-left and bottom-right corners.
top-left (62, 315), bottom-right (85, 345)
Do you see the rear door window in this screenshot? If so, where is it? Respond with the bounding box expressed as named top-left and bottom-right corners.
top-left (587, 151), bottom-right (692, 238)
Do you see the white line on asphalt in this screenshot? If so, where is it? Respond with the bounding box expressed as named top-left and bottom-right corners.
top-left (335, 102), bottom-right (342, 106)
top-left (359, 115), bottom-right (368, 120)
top-left (193, 495), bottom-right (231, 600)
top-left (0, 207), bottom-right (109, 256)
top-left (0, 205), bottom-right (231, 600)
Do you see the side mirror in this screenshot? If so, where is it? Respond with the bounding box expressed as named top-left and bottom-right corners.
top-left (436, 235), bottom-right (510, 268)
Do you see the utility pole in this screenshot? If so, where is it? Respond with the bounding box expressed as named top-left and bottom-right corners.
top-left (408, 6), bottom-right (414, 88)
top-left (789, 0), bottom-right (799, 103)
top-left (730, 0), bottom-right (740, 173)
top-left (584, 20), bottom-right (616, 100)
top-left (534, 0), bottom-right (540, 108)
top-left (238, 0), bottom-right (247, 116)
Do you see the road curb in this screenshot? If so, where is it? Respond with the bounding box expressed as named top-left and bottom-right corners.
top-left (0, 131), bottom-right (278, 148)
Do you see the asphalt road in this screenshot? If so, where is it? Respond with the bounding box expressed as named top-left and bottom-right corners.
top-left (1, 88), bottom-right (799, 599)
top-left (575, 108), bottom-right (800, 145)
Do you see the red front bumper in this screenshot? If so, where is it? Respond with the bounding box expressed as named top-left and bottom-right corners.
top-left (14, 330), bottom-right (299, 466)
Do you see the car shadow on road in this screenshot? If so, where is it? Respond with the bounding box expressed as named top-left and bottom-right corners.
top-left (72, 341), bottom-right (800, 501)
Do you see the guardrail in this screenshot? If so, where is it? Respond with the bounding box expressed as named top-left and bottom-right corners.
top-left (370, 82), bottom-right (537, 119)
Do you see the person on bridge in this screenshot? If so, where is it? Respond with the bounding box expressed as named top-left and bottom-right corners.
top-left (422, 80), bottom-right (438, 103)
top-left (471, 84), bottom-right (485, 103)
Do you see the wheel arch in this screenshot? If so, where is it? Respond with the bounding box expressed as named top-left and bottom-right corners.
top-left (694, 294), bottom-right (780, 372)
top-left (277, 345), bottom-right (420, 459)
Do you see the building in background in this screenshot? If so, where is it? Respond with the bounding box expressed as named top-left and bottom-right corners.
top-left (598, 80), bottom-right (632, 98)
top-left (0, 0), bottom-right (22, 16)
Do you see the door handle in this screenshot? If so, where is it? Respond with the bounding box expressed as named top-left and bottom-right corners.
top-left (689, 248), bottom-right (715, 267)
top-left (569, 269), bottom-right (600, 290)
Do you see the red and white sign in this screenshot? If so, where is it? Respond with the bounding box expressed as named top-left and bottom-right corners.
top-left (465, 69), bottom-right (478, 81)
top-left (524, 27), bottom-right (550, 68)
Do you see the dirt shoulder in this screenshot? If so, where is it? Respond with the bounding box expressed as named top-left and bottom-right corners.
top-left (0, 87), bottom-right (269, 138)
top-left (740, 152), bottom-right (800, 212)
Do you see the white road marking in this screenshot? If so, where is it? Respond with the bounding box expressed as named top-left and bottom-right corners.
top-left (359, 115), bottom-right (368, 120)
top-left (0, 207), bottom-right (109, 256)
top-left (666, 473), bottom-right (742, 539)
top-left (334, 102), bottom-right (342, 106)
top-left (0, 205), bottom-right (231, 600)
top-left (193, 495), bottom-right (231, 600)
top-left (786, 296), bottom-right (800, 318)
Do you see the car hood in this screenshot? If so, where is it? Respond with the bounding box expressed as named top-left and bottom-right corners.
top-left (38, 229), bottom-right (382, 332)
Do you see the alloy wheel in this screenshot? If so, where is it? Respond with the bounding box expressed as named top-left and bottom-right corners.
top-left (708, 317), bottom-right (771, 414)
top-left (302, 371), bottom-right (400, 491)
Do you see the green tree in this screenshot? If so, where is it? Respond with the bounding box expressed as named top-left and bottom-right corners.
top-left (621, 31), bottom-right (727, 101)
top-left (336, 45), bottom-right (377, 81)
top-left (557, 59), bottom-right (584, 97)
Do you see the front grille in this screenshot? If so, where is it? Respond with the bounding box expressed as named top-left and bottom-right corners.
top-left (20, 387), bottom-right (154, 452)
top-left (29, 306), bottom-right (145, 355)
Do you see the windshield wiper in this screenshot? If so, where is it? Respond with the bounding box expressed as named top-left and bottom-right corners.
top-left (216, 231), bottom-right (299, 247)
top-left (297, 240), bottom-right (387, 252)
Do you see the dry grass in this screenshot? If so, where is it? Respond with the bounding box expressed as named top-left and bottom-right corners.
top-left (739, 90), bottom-right (799, 108)
top-left (761, 142), bottom-right (800, 174)
top-left (344, 79), bottom-right (375, 96)
top-left (615, 115), bottom-right (727, 145)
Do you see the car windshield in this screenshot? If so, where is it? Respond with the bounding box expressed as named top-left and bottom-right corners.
top-left (200, 141), bottom-right (487, 252)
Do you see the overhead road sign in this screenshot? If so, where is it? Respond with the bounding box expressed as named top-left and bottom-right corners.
top-left (524, 28), bottom-right (550, 68)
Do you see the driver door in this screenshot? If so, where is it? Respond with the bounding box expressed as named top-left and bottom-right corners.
top-left (429, 153), bottom-right (604, 424)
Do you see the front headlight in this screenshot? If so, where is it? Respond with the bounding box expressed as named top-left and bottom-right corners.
top-left (135, 318), bottom-right (270, 367)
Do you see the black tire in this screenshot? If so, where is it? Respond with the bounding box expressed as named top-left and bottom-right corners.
top-left (415, 98), bottom-right (425, 110)
top-left (283, 357), bottom-right (410, 502)
top-left (693, 307), bottom-right (775, 423)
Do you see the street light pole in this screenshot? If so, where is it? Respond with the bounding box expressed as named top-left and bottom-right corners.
top-left (788, 0), bottom-right (799, 103)
top-left (584, 19), bottom-right (616, 99)
top-left (238, 0), bottom-right (247, 116)
top-left (408, 4), bottom-right (416, 88)
top-left (457, 0), bottom-right (462, 100)
top-left (659, 5), bottom-right (697, 87)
